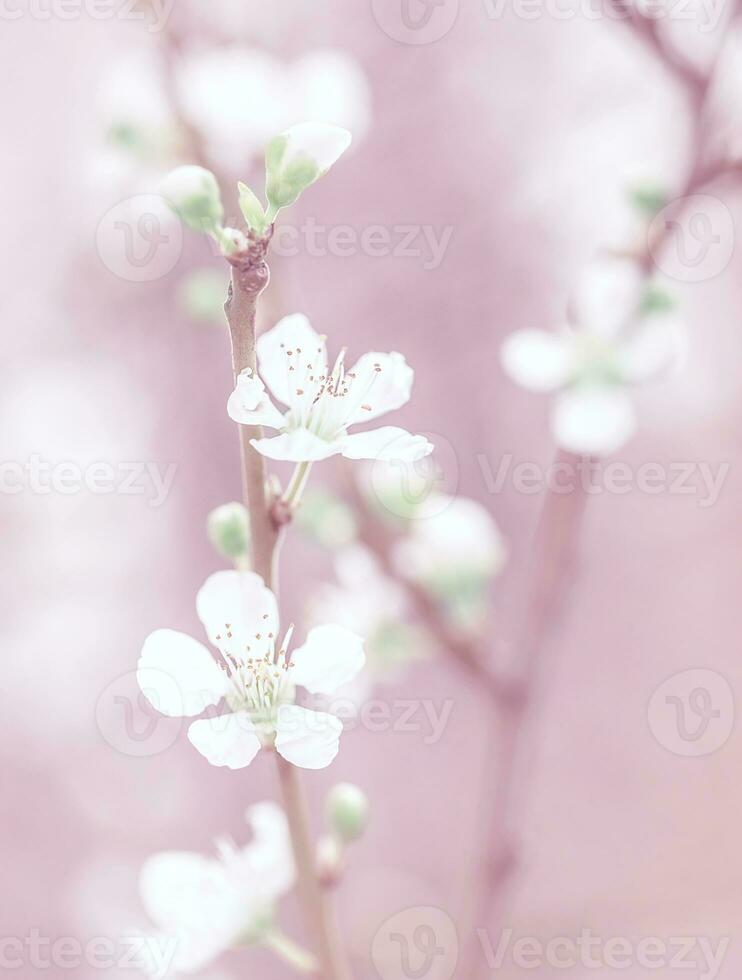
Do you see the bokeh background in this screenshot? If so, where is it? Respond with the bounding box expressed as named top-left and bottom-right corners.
top-left (3, 0), bottom-right (742, 977)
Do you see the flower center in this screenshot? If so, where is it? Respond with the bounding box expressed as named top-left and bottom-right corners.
top-left (279, 342), bottom-right (382, 439)
top-left (212, 622), bottom-right (295, 719)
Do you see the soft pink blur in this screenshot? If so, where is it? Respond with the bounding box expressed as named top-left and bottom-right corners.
top-left (3, 2), bottom-right (742, 978)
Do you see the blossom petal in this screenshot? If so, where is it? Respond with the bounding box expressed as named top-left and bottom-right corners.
top-left (290, 624), bottom-right (366, 695)
top-left (500, 329), bottom-right (574, 392)
top-left (274, 704), bottom-right (342, 769)
top-left (572, 256), bottom-right (644, 337)
top-left (344, 351), bottom-right (414, 424)
top-left (227, 368), bottom-right (286, 429)
top-left (187, 712), bottom-right (262, 770)
top-left (552, 385), bottom-right (636, 456)
top-left (140, 852), bottom-right (224, 931)
top-left (240, 802), bottom-right (296, 897)
top-left (618, 313), bottom-right (688, 383)
top-left (196, 570), bottom-right (279, 654)
top-left (283, 121), bottom-right (352, 173)
top-left (251, 429), bottom-right (341, 462)
top-left (137, 630), bottom-right (228, 718)
top-left (341, 426), bottom-right (433, 462)
top-left (139, 852), bottom-right (244, 973)
top-left (257, 314), bottom-right (327, 406)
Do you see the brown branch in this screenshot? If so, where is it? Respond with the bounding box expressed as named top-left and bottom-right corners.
top-left (343, 464), bottom-right (522, 709)
top-left (603, 0), bottom-right (708, 103)
top-left (223, 241), bottom-right (353, 980)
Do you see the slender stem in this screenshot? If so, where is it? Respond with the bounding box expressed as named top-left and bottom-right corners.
top-left (264, 928), bottom-right (318, 974)
top-left (283, 461), bottom-right (314, 509)
top-left (277, 756), bottom-right (353, 980)
top-left (224, 247), bottom-right (352, 980)
top-left (462, 451), bottom-right (589, 980)
top-left (342, 463), bottom-right (517, 707)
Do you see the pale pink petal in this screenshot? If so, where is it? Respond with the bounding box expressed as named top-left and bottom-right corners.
top-left (187, 712), bottom-right (262, 770)
top-left (239, 802), bottom-right (295, 897)
top-left (256, 314), bottom-right (327, 406)
top-left (196, 570), bottom-right (279, 655)
top-left (137, 630), bottom-right (228, 718)
top-left (139, 852), bottom-right (224, 931)
top-left (618, 314), bottom-right (688, 383)
top-left (274, 704), bottom-right (342, 770)
top-left (290, 624), bottom-right (365, 696)
top-left (227, 368), bottom-right (286, 429)
top-left (282, 122), bottom-right (352, 173)
top-left (552, 386), bottom-right (637, 456)
top-left (251, 429), bottom-right (341, 462)
top-left (344, 351), bottom-right (414, 424)
top-left (572, 256), bottom-right (644, 337)
top-left (341, 426), bottom-right (433, 462)
top-left (500, 329), bottom-right (574, 392)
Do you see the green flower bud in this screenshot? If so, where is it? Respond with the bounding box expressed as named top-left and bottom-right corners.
top-left (238, 182), bottom-right (269, 235)
top-left (207, 502), bottom-right (250, 562)
top-left (325, 783), bottom-right (368, 843)
top-left (265, 123), bottom-right (352, 216)
top-left (161, 165), bottom-right (224, 234)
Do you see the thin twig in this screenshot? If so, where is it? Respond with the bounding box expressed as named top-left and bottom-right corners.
top-left (342, 463), bottom-right (521, 708)
top-left (462, 451), bottom-right (589, 980)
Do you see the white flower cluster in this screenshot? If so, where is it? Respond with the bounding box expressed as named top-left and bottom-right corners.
top-left (501, 256), bottom-right (685, 455)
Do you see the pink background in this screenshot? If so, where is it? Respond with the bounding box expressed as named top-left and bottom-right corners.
top-left (3, 1), bottom-right (742, 977)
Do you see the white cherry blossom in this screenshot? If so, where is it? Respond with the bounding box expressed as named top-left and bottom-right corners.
top-left (393, 493), bottom-right (507, 590)
top-left (500, 257), bottom-right (685, 455)
top-left (176, 47), bottom-right (371, 170)
top-left (137, 571), bottom-right (365, 770)
top-left (137, 802), bottom-right (294, 977)
top-left (228, 314), bottom-right (434, 463)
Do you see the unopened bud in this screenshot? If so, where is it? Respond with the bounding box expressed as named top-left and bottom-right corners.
top-left (238, 181), bottom-right (269, 235)
top-left (325, 783), bottom-right (368, 843)
top-left (265, 123), bottom-right (352, 213)
top-left (161, 165), bottom-right (224, 234)
top-left (207, 502), bottom-right (250, 562)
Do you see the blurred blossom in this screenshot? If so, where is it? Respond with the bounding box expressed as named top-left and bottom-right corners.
top-left (88, 47), bottom-right (175, 194)
top-left (138, 570), bottom-right (365, 770)
top-left (295, 487), bottom-right (358, 550)
top-left (393, 494), bottom-right (507, 633)
top-left (307, 545), bottom-right (425, 703)
top-left (89, 44), bottom-right (370, 197)
top-left (501, 256), bottom-right (686, 455)
top-left (176, 47), bottom-right (371, 172)
top-left (137, 802), bottom-right (295, 976)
